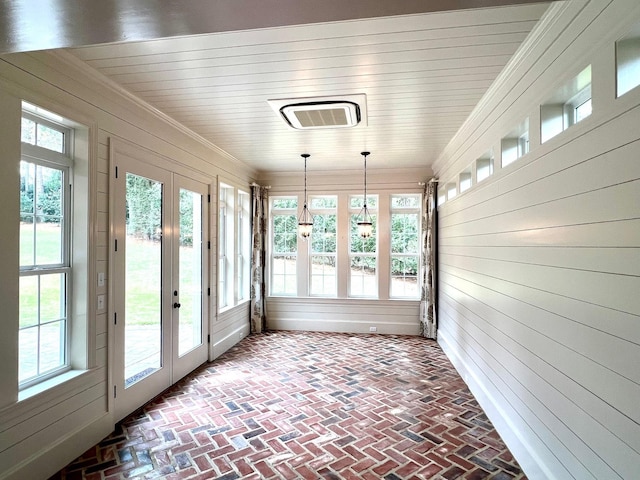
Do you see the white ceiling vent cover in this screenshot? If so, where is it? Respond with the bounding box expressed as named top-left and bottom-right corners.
top-left (268, 94), bottom-right (367, 130)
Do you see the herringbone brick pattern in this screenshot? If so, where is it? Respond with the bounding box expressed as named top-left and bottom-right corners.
top-left (50, 331), bottom-right (527, 479)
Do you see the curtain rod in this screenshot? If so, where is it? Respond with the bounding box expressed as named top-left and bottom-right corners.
top-left (251, 182), bottom-right (271, 189)
top-left (417, 178), bottom-right (438, 186)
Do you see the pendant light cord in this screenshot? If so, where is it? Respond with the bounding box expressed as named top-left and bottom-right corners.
top-left (304, 155), bottom-right (308, 207)
top-left (362, 151), bottom-right (370, 209)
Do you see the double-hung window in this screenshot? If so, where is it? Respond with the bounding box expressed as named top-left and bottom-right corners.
top-left (390, 195), bottom-right (420, 298)
top-left (309, 196), bottom-right (337, 296)
top-left (349, 195), bottom-right (378, 297)
top-left (19, 112), bottom-right (72, 387)
top-left (218, 184), bottom-right (233, 309)
top-left (218, 183), bottom-right (251, 310)
top-left (237, 190), bottom-right (250, 302)
top-left (270, 197), bottom-right (298, 295)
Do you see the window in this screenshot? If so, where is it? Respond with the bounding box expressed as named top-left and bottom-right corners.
top-left (541, 65), bottom-right (592, 143)
top-left (218, 184), bottom-right (234, 309)
top-left (218, 183), bottom-right (250, 310)
top-left (476, 151), bottom-right (494, 183)
top-left (501, 118), bottom-right (529, 167)
top-left (269, 191), bottom-right (421, 299)
top-left (390, 195), bottom-right (420, 298)
top-left (446, 182), bottom-right (457, 200)
top-left (616, 23), bottom-right (640, 97)
top-left (237, 190), bottom-right (250, 302)
top-left (574, 98), bottom-right (592, 122)
top-left (271, 197), bottom-right (298, 295)
top-left (459, 169), bottom-right (472, 193)
top-left (437, 186), bottom-right (447, 206)
top-left (19, 111), bottom-right (72, 387)
top-left (309, 196), bottom-right (337, 296)
top-left (349, 195), bottom-right (378, 297)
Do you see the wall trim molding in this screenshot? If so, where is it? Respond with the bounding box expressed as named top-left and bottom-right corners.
top-left (46, 50), bottom-right (256, 178)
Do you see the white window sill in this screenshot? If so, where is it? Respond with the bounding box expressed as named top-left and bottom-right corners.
top-left (19, 369), bottom-right (87, 402)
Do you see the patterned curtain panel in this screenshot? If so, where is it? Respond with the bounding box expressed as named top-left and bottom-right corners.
top-left (420, 181), bottom-right (438, 339)
top-left (250, 185), bottom-right (269, 333)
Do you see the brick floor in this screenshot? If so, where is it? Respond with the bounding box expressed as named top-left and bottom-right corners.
top-left (50, 331), bottom-right (527, 479)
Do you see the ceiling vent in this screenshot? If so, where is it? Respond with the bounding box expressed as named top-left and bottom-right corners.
top-left (268, 94), bottom-right (367, 130)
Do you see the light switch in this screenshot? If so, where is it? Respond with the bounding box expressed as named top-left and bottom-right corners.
top-left (97, 295), bottom-right (105, 310)
top-left (98, 272), bottom-right (105, 287)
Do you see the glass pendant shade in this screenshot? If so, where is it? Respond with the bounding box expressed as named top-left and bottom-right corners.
top-left (298, 153), bottom-right (313, 238)
top-left (298, 218), bottom-right (313, 238)
top-left (357, 215), bottom-right (373, 238)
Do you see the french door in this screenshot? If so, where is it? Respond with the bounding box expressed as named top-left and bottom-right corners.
top-left (112, 155), bottom-right (209, 421)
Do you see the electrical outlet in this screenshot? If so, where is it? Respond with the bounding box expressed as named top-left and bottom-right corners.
top-left (97, 295), bottom-right (105, 310)
top-left (369, 326), bottom-right (377, 332)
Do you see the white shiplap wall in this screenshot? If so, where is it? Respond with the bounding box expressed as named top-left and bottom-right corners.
top-left (0, 49), bottom-right (256, 479)
top-left (433, 1), bottom-right (640, 479)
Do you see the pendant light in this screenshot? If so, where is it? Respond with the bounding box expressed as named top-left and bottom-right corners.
top-left (298, 153), bottom-right (313, 238)
top-left (357, 151), bottom-right (373, 238)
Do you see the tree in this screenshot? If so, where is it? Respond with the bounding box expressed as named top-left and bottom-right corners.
top-left (126, 174), bottom-right (162, 241)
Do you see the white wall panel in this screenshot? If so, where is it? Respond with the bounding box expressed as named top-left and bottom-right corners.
top-left (267, 298), bottom-right (420, 335)
top-left (433, 1), bottom-right (640, 478)
top-left (0, 41), bottom-right (256, 479)
top-left (213, 302), bottom-right (251, 359)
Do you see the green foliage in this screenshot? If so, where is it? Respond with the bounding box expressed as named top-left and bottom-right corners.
top-left (350, 214), bottom-right (377, 253)
top-left (126, 173), bottom-right (162, 241)
top-left (272, 198), bottom-right (297, 209)
top-left (391, 213), bottom-right (419, 273)
top-left (20, 162), bottom-right (63, 223)
top-left (273, 214), bottom-right (297, 253)
top-left (179, 189), bottom-right (195, 247)
top-left (311, 214), bottom-right (336, 253)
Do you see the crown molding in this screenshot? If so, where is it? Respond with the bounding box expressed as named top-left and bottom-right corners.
top-left (46, 49), bottom-right (257, 178)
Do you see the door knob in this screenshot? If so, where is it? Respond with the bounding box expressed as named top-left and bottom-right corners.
top-left (173, 302), bottom-right (181, 308)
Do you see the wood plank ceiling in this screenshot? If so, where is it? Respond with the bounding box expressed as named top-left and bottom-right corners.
top-left (67, 3), bottom-right (550, 173)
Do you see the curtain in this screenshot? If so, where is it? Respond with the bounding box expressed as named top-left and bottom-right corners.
top-left (250, 185), bottom-right (269, 333)
top-left (420, 180), bottom-right (438, 339)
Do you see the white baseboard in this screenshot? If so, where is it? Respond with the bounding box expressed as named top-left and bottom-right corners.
top-left (211, 324), bottom-right (249, 360)
top-left (268, 317), bottom-right (420, 335)
top-left (438, 330), bottom-right (554, 480)
top-left (5, 412), bottom-right (112, 480)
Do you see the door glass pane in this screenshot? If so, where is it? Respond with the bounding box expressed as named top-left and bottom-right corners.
top-left (178, 188), bottom-right (202, 356)
top-left (125, 173), bottom-right (163, 387)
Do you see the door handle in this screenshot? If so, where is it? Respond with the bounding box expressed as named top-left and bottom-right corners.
top-left (173, 302), bottom-right (181, 309)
